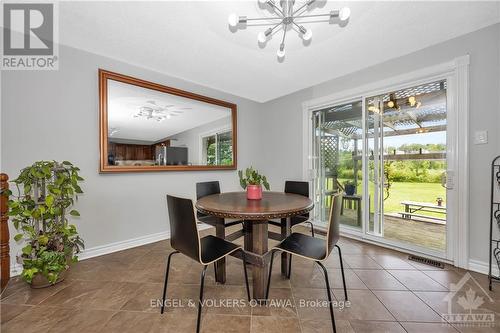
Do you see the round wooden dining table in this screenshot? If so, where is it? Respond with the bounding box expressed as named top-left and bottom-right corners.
top-left (195, 191), bottom-right (314, 301)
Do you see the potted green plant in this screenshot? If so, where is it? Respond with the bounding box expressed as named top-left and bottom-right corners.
top-left (238, 167), bottom-right (270, 200)
top-left (6, 161), bottom-right (84, 288)
top-left (343, 180), bottom-right (356, 196)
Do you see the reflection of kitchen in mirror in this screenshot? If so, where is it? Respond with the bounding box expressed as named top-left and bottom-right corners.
top-left (105, 78), bottom-right (234, 168)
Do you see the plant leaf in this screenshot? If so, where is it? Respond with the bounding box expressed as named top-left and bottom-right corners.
top-left (22, 244), bottom-right (32, 255)
top-left (69, 210), bottom-right (80, 217)
top-left (45, 195), bottom-right (54, 207)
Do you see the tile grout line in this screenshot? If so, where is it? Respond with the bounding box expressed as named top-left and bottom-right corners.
top-left (382, 264), bottom-right (461, 331)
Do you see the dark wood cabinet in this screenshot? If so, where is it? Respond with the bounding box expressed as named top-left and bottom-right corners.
top-left (108, 143), bottom-right (154, 161)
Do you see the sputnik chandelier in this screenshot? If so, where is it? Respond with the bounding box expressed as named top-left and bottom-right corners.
top-left (228, 0), bottom-right (350, 60)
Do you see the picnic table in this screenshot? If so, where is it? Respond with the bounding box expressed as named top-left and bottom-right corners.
top-left (399, 200), bottom-right (446, 224)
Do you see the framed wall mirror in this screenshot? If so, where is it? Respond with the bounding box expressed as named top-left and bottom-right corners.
top-left (99, 70), bottom-right (237, 172)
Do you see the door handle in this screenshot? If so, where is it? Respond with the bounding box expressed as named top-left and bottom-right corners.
top-left (441, 171), bottom-right (454, 189)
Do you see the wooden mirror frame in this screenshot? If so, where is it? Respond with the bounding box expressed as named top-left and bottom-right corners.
top-left (99, 69), bottom-right (237, 173)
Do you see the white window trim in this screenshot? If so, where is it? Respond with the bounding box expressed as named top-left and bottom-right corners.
top-left (302, 55), bottom-right (470, 269)
top-left (198, 126), bottom-right (232, 165)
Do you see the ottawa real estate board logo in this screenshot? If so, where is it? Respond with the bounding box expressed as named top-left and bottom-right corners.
top-left (2, 2), bottom-right (59, 70)
top-left (442, 272), bottom-right (495, 328)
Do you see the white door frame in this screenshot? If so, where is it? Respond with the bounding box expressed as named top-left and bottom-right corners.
top-left (302, 55), bottom-right (470, 268)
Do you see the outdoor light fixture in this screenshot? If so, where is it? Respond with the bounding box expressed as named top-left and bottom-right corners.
top-left (228, 0), bottom-right (350, 60)
top-left (368, 105), bottom-right (380, 114)
top-left (408, 96), bottom-right (422, 108)
top-left (386, 93), bottom-right (401, 111)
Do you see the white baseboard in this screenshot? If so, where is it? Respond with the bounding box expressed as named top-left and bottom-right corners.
top-left (78, 230), bottom-right (171, 261)
top-left (10, 263), bottom-right (23, 277)
top-left (10, 223), bottom-right (213, 277)
top-left (468, 259), bottom-right (500, 276)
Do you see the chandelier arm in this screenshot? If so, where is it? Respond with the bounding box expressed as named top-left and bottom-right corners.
top-left (245, 16), bottom-right (283, 22)
top-left (281, 24), bottom-right (287, 45)
top-left (268, 0), bottom-right (285, 16)
top-left (293, 7), bottom-right (309, 18)
top-left (270, 21), bottom-right (283, 33)
top-left (292, 0), bottom-right (315, 16)
top-left (260, 21), bottom-right (283, 38)
top-left (291, 21), bottom-right (303, 32)
top-left (295, 13), bottom-right (332, 19)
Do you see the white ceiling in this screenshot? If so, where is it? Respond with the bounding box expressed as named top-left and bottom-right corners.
top-left (60, 1), bottom-right (500, 102)
top-left (107, 79), bottom-right (231, 142)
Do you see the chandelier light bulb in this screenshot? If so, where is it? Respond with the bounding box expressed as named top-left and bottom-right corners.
top-left (339, 7), bottom-right (351, 21)
top-left (302, 28), bottom-right (312, 41)
top-left (167, 114), bottom-right (171, 119)
top-left (258, 32), bottom-right (267, 43)
top-left (277, 47), bottom-right (285, 59)
top-left (229, 0), bottom-right (351, 59)
top-left (228, 13), bottom-right (239, 27)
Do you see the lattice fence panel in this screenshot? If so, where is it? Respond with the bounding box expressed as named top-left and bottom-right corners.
top-left (321, 135), bottom-right (339, 191)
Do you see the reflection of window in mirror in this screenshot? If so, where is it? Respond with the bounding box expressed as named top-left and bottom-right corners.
top-left (200, 129), bottom-right (233, 166)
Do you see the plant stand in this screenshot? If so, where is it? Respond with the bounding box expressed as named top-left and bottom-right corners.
top-left (488, 155), bottom-right (500, 290)
top-left (8, 161), bottom-right (84, 287)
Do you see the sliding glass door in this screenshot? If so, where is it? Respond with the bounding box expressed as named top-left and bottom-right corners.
top-left (311, 80), bottom-right (450, 257)
top-left (312, 99), bottom-right (364, 230)
top-left (365, 95), bottom-right (385, 236)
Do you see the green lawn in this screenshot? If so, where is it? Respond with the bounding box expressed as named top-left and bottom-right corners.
top-left (335, 179), bottom-right (446, 217)
top-left (382, 182), bottom-right (446, 215)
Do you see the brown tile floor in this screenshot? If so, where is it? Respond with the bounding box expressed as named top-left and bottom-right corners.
top-left (1, 225), bottom-right (499, 333)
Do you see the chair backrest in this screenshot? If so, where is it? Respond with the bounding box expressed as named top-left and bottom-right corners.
top-left (196, 181), bottom-right (221, 219)
top-left (284, 181), bottom-right (309, 197)
top-left (325, 193), bottom-right (343, 257)
top-left (285, 181), bottom-right (310, 219)
top-left (196, 181), bottom-right (221, 199)
top-left (166, 195), bottom-right (201, 263)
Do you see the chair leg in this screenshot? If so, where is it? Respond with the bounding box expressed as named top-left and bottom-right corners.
top-left (240, 249), bottom-right (251, 301)
top-left (196, 265), bottom-right (208, 333)
top-left (160, 250), bottom-right (179, 314)
top-left (266, 250), bottom-right (279, 300)
top-left (316, 261), bottom-right (337, 333)
top-left (287, 254), bottom-right (292, 279)
top-left (213, 262), bottom-right (217, 281)
top-left (335, 244), bottom-right (348, 301)
top-left (305, 221), bottom-right (315, 237)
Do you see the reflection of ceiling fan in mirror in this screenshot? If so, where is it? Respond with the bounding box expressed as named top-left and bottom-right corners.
top-left (133, 100), bottom-right (191, 122)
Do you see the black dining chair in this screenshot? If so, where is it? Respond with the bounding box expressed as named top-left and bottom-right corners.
top-left (266, 193), bottom-right (347, 333)
top-left (161, 195), bottom-right (251, 333)
top-left (196, 181), bottom-right (244, 229)
top-left (268, 181), bottom-right (315, 237)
